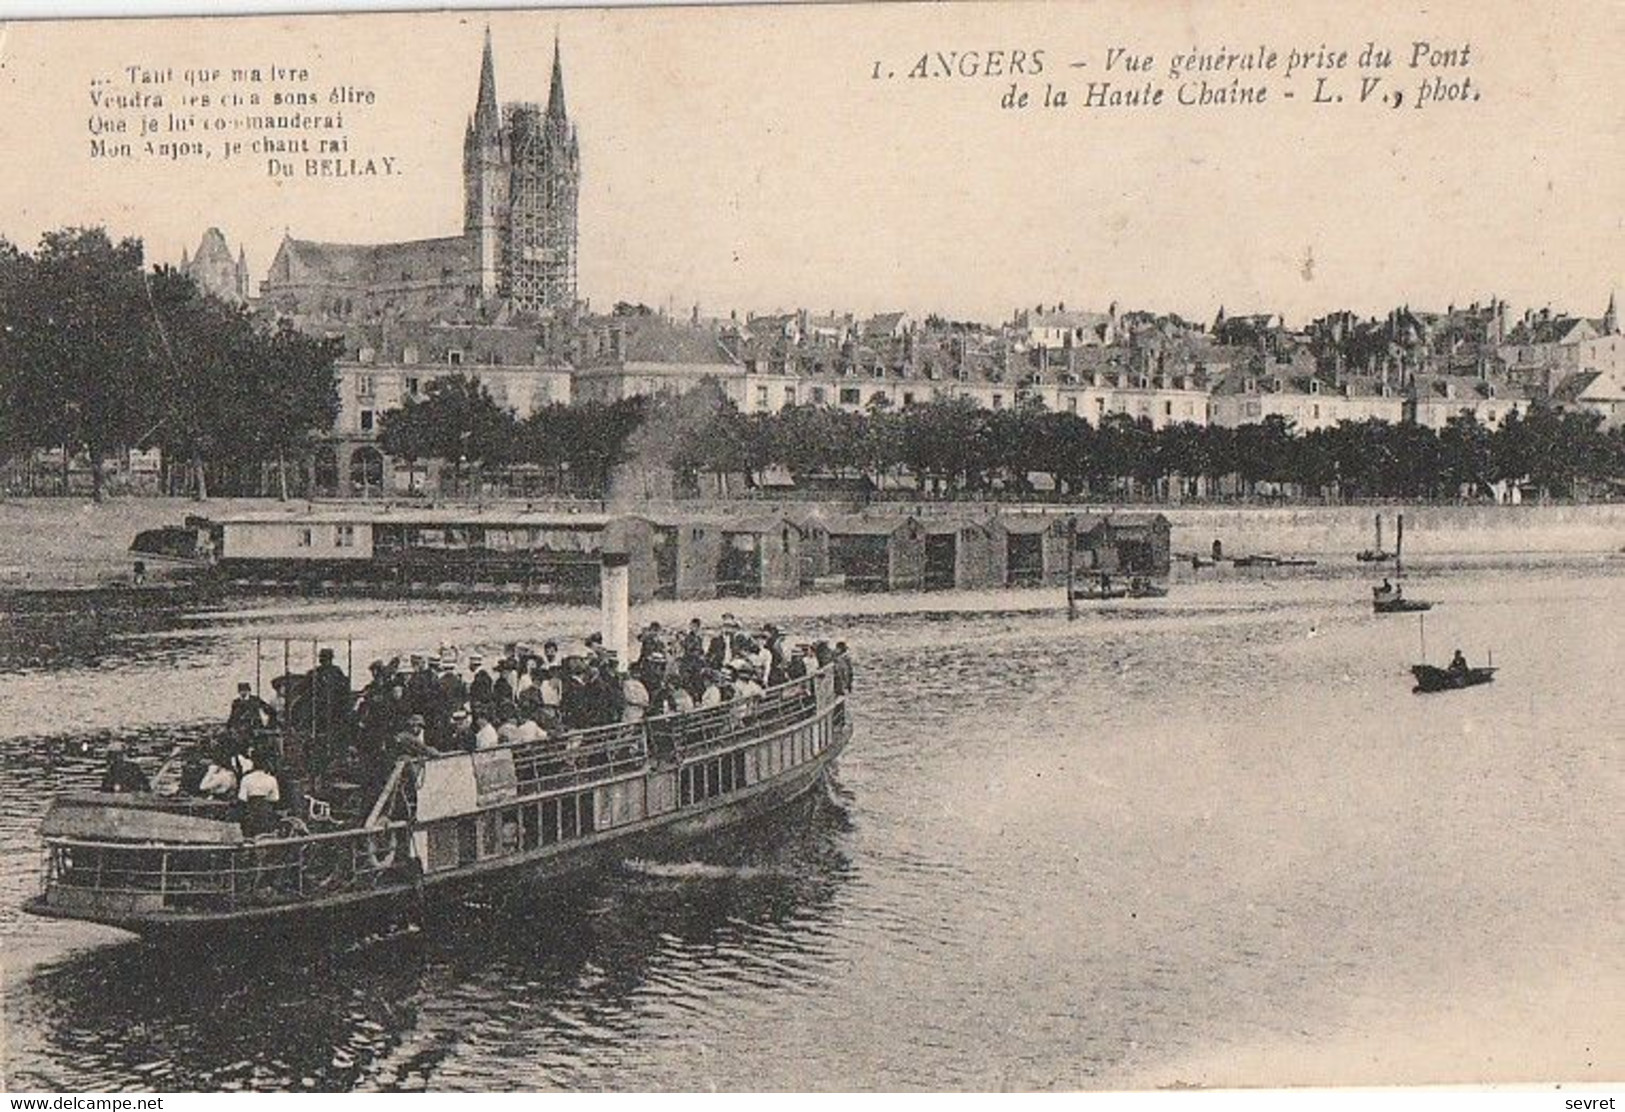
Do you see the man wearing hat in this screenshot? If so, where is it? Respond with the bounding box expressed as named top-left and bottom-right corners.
top-left (226, 681), bottom-right (275, 735)
top-left (833, 641), bottom-right (854, 695)
top-left (447, 705), bottom-right (478, 752)
top-left (392, 715), bottom-right (439, 759)
top-left (436, 657), bottom-right (469, 737)
top-left (707, 614), bottom-right (742, 669)
top-left (99, 741), bottom-right (150, 794)
top-left (492, 659), bottom-right (517, 709)
top-left (467, 654), bottom-right (494, 708)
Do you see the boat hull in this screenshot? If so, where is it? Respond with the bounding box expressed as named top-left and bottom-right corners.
top-left (26, 723), bottom-right (849, 943)
top-left (1411, 665), bottom-right (1496, 694)
top-left (1374, 598), bottom-right (1432, 614)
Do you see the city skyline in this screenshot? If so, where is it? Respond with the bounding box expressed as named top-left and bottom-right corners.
top-left (0, 1), bottom-right (1620, 326)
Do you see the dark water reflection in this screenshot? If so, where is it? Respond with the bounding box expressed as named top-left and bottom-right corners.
top-left (3, 557), bottom-right (1623, 1089)
top-left (8, 808), bottom-right (852, 1092)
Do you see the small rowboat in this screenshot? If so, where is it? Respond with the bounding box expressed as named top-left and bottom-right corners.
top-left (1071, 579), bottom-right (1129, 601)
top-left (1411, 664), bottom-right (1496, 693)
top-left (1374, 593), bottom-right (1432, 614)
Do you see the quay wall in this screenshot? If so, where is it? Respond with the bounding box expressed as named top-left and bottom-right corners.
top-left (2, 497), bottom-right (1622, 591)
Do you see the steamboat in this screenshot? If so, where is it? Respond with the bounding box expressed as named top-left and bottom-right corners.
top-left (24, 554), bottom-right (852, 940)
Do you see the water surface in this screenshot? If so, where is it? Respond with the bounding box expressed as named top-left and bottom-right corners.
top-left (2, 558), bottom-right (1620, 1089)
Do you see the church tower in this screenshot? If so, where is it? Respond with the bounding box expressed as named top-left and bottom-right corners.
top-left (502, 34), bottom-right (580, 314)
top-left (463, 28), bottom-right (509, 302)
top-left (1605, 291), bottom-right (1619, 335)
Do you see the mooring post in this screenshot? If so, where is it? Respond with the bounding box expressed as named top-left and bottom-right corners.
top-left (1066, 515), bottom-right (1078, 622)
top-left (601, 546), bottom-right (632, 672)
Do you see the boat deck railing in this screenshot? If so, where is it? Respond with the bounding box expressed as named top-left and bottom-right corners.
top-left (42, 821), bottom-right (416, 916)
top-left (486, 668), bottom-right (832, 799)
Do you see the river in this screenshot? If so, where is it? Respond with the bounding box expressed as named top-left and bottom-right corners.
top-left (1, 556), bottom-right (1620, 1090)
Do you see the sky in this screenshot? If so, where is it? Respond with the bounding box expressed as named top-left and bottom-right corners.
top-left (0, 0), bottom-right (1620, 327)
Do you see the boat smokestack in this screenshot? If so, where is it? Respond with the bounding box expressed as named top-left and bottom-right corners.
top-left (600, 548), bottom-right (631, 673)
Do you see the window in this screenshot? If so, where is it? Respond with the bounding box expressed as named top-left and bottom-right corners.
top-left (811, 386), bottom-right (827, 404)
top-left (903, 391), bottom-right (916, 407)
top-left (1163, 401), bottom-right (1173, 416)
top-left (839, 387), bottom-right (860, 406)
top-left (296, 528), bottom-right (313, 548)
top-left (356, 374), bottom-right (376, 398)
top-left (405, 376), bottom-right (421, 396)
top-left (1095, 398), bottom-right (1106, 413)
top-left (992, 394), bottom-right (1005, 409)
top-left (359, 409), bottom-right (375, 432)
top-left (335, 525), bottom-right (356, 548)
top-left (1067, 397), bottom-right (1078, 413)
top-left (756, 385), bottom-right (769, 408)
top-left (784, 386), bottom-right (796, 406)
top-left (448, 349), bottom-right (464, 367)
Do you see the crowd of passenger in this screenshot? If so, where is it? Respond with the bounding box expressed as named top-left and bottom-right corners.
top-left (104, 615), bottom-right (853, 837)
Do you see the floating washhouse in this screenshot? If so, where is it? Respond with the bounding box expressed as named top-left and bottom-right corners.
top-left (922, 517), bottom-right (1001, 591)
top-left (644, 513), bottom-right (806, 600)
top-left (822, 514), bottom-right (927, 592)
top-left (987, 513), bottom-right (1075, 587)
top-left (1071, 513), bottom-right (1173, 579)
top-left (131, 504), bottom-right (1175, 598)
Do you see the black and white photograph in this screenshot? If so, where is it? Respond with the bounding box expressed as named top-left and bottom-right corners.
top-left (0, 0), bottom-right (1620, 1096)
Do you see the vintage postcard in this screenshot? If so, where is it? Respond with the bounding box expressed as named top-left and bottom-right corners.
top-left (0, 0), bottom-right (1620, 1096)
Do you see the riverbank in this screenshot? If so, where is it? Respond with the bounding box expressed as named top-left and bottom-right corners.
top-left (2, 496), bottom-right (1622, 590)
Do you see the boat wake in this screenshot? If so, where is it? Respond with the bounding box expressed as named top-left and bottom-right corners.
top-left (620, 858), bottom-right (786, 881)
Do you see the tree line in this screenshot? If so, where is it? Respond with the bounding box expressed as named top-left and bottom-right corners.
top-left (0, 228), bottom-right (339, 498)
top-left (378, 376), bottom-right (1625, 502)
top-left (5, 226), bottom-right (1619, 504)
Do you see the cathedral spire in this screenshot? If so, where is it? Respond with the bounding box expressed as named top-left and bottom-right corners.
top-left (547, 33), bottom-right (568, 124)
top-left (474, 25), bottom-right (500, 136)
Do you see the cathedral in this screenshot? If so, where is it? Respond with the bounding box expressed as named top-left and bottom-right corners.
top-left (182, 227), bottom-right (250, 304)
top-left (260, 31), bottom-right (580, 322)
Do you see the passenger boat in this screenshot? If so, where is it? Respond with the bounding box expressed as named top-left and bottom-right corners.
top-left (25, 557), bottom-right (853, 941)
top-left (26, 668), bottom-right (850, 940)
top-left (1411, 663), bottom-right (1496, 693)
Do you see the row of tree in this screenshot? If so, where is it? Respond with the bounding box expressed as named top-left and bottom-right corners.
top-left (5, 227), bottom-right (1620, 503)
top-left (377, 375), bottom-right (1625, 501)
top-left (0, 228), bottom-right (339, 498)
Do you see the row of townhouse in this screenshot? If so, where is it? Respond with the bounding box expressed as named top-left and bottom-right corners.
top-left (325, 316), bottom-right (1540, 442)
